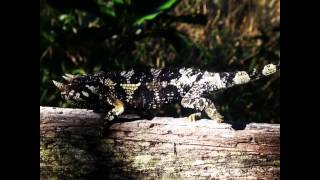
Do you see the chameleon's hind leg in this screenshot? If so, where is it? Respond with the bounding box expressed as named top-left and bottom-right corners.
top-left (204, 104), bottom-right (224, 123)
top-left (181, 97), bottom-right (224, 123)
top-left (104, 99), bottom-right (125, 121)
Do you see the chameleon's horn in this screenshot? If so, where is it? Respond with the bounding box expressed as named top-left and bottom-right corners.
top-left (62, 75), bottom-right (71, 81)
top-left (62, 74), bottom-right (76, 81)
top-left (52, 80), bottom-right (65, 91)
top-left (65, 73), bottom-right (76, 78)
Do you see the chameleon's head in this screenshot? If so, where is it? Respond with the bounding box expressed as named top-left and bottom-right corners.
top-left (52, 74), bottom-right (104, 108)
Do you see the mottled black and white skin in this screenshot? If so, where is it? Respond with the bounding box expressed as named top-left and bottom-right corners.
top-left (53, 63), bottom-right (280, 123)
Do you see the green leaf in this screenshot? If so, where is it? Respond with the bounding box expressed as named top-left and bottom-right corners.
top-left (72, 68), bottom-right (86, 75)
top-left (58, 14), bottom-right (75, 24)
top-left (157, 0), bottom-right (177, 11)
top-left (41, 31), bottom-right (55, 43)
top-left (58, 14), bottom-right (68, 21)
top-left (133, 0), bottom-right (178, 25)
top-left (134, 12), bottom-right (161, 25)
top-left (97, 0), bottom-right (116, 17)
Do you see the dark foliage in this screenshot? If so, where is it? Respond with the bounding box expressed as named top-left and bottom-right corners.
top-left (40, 0), bottom-right (280, 123)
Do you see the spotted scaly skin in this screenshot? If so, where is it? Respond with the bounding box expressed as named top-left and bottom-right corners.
top-left (53, 64), bottom-right (279, 122)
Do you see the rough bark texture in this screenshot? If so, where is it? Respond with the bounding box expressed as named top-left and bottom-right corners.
top-left (40, 106), bottom-right (280, 180)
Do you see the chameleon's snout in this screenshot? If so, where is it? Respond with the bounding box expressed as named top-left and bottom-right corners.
top-left (52, 80), bottom-right (66, 91)
top-left (53, 73), bottom-right (78, 91)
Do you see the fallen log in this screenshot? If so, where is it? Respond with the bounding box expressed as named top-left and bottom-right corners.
top-left (40, 106), bottom-right (280, 180)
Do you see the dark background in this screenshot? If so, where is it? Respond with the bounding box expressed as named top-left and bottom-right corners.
top-left (40, 0), bottom-right (280, 123)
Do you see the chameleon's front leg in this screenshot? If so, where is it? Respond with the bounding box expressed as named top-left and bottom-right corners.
top-left (104, 99), bottom-right (125, 121)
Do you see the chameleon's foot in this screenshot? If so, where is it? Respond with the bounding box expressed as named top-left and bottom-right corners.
top-left (104, 99), bottom-right (125, 122)
top-left (205, 108), bottom-right (224, 123)
top-left (187, 112), bottom-right (202, 122)
top-left (104, 112), bottom-right (115, 121)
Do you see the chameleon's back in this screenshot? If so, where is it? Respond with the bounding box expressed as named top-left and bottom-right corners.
top-left (106, 67), bottom-right (204, 110)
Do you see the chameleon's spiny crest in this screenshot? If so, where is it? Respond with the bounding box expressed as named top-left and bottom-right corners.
top-left (262, 64), bottom-right (277, 76)
top-left (233, 71), bottom-right (251, 85)
top-left (53, 63), bottom-right (280, 122)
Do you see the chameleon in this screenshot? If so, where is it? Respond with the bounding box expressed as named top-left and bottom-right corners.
top-left (53, 63), bottom-right (279, 123)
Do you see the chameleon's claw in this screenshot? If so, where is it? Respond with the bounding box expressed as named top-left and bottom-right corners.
top-left (187, 113), bottom-right (202, 122)
top-left (205, 108), bottom-right (224, 123)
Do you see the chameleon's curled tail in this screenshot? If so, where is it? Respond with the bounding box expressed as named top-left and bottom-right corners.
top-left (223, 63), bottom-right (280, 89)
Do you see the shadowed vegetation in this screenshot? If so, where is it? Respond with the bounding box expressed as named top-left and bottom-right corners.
top-left (40, 0), bottom-right (280, 123)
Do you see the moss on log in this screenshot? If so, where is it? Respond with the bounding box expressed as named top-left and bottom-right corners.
top-left (40, 106), bottom-right (280, 180)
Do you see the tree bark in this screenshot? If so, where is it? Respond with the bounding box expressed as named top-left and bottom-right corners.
top-left (40, 106), bottom-right (280, 180)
